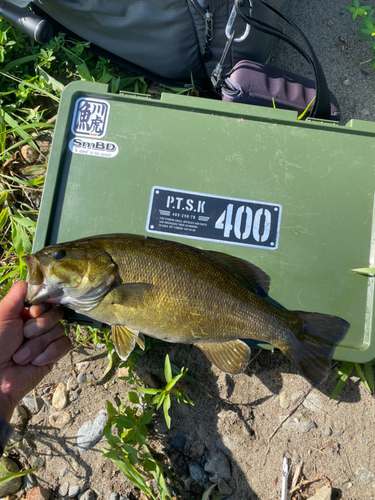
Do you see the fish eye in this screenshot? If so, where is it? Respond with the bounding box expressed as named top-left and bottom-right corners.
top-left (52, 250), bottom-right (66, 260)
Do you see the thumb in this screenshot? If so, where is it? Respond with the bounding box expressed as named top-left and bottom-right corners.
top-left (0, 282), bottom-right (27, 322)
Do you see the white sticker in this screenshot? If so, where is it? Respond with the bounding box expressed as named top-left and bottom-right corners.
top-left (71, 97), bottom-right (110, 138)
top-left (69, 138), bottom-right (118, 158)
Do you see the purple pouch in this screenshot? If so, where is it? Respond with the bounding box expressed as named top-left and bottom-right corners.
top-left (222, 60), bottom-right (340, 121)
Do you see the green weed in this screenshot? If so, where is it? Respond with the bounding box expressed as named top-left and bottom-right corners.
top-left (330, 361), bottom-right (375, 399)
top-left (347, 1), bottom-right (375, 67)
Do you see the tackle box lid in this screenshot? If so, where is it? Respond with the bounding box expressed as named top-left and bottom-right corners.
top-left (34, 80), bottom-right (375, 363)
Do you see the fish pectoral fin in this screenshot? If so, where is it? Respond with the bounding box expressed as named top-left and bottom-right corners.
top-left (195, 340), bottom-right (251, 375)
top-left (112, 325), bottom-right (139, 361)
top-left (137, 333), bottom-right (146, 350)
top-left (109, 283), bottom-right (154, 307)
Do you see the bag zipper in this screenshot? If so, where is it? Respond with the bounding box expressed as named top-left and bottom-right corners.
top-left (191, 0), bottom-right (214, 62)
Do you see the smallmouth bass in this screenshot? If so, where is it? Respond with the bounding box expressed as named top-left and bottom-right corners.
top-left (23, 234), bottom-right (349, 384)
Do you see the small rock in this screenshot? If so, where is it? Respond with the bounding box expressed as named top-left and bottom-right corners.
top-left (327, 20), bottom-right (334, 26)
top-left (307, 485), bottom-right (332, 500)
top-left (52, 383), bottom-right (68, 410)
top-left (142, 372), bottom-right (162, 389)
top-left (217, 477), bottom-right (233, 496)
top-left (78, 490), bottom-right (95, 500)
top-left (279, 391), bottom-right (290, 409)
top-left (23, 396), bottom-right (43, 413)
top-left (346, 482), bottom-right (353, 489)
top-left (10, 404), bottom-right (28, 432)
top-left (0, 457), bottom-right (22, 495)
top-left (109, 493), bottom-right (119, 500)
top-left (355, 467), bottom-right (375, 484)
top-left (303, 393), bottom-right (323, 413)
top-left (49, 411), bottom-right (72, 429)
top-left (76, 362), bottom-right (90, 373)
top-left (59, 482), bottom-right (69, 497)
top-left (323, 428), bottom-right (332, 437)
top-left (77, 409), bottom-right (108, 452)
top-left (95, 342), bottom-right (106, 350)
top-left (215, 435), bottom-right (235, 453)
top-left (26, 487), bottom-right (52, 500)
top-left (188, 461), bottom-right (209, 486)
top-left (362, 436), bottom-right (370, 444)
top-left (117, 366), bottom-right (129, 378)
top-left (10, 404), bottom-right (29, 441)
top-left (23, 472), bottom-right (37, 489)
top-left (42, 395), bottom-right (52, 406)
top-left (67, 377), bottom-right (79, 391)
top-left (21, 144), bottom-right (39, 163)
top-left (68, 485), bottom-right (80, 498)
top-left (343, 79), bottom-right (350, 86)
top-left (77, 373), bottom-right (87, 384)
top-left (333, 428), bottom-right (344, 437)
top-left (283, 418), bottom-right (316, 434)
top-left (60, 468), bottom-right (69, 478)
top-left (204, 451), bottom-right (231, 483)
top-left (169, 435), bottom-right (186, 451)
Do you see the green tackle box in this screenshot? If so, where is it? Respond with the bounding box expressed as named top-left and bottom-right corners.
top-left (34, 80), bottom-right (375, 363)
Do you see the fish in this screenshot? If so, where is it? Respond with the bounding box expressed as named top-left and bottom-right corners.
top-left (23, 233), bottom-right (349, 384)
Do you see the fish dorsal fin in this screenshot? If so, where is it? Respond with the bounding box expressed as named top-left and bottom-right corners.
top-left (137, 333), bottom-right (146, 350)
top-left (195, 340), bottom-right (251, 374)
top-left (109, 283), bottom-right (154, 307)
top-left (207, 251), bottom-right (270, 296)
top-left (112, 325), bottom-right (139, 360)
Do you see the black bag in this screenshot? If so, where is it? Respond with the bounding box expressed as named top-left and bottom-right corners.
top-left (4, 0), bottom-right (339, 119)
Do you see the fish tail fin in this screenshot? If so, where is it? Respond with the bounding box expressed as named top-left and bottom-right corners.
top-left (281, 312), bottom-right (350, 385)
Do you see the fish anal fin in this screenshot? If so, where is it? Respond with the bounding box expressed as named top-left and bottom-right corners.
top-left (109, 283), bottom-right (154, 307)
top-left (207, 251), bottom-right (270, 296)
top-left (137, 333), bottom-right (146, 350)
top-left (195, 340), bottom-right (251, 375)
top-left (112, 325), bottom-right (139, 361)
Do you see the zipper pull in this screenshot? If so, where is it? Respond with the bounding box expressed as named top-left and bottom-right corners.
top-left (203, 10), bottom-right (213, 63)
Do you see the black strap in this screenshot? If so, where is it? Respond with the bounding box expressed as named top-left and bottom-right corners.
top-left (233, 0), bottom-right (331, 120)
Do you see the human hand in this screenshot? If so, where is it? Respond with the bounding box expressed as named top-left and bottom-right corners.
top-left (0, 282), bottom-right (71, 422)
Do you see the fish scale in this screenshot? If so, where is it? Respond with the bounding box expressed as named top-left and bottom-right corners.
top-left (23, 233), bottom-right (349, 384)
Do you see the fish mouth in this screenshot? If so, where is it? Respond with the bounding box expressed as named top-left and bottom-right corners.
top-left (23, 255), bottom-right (63, 306)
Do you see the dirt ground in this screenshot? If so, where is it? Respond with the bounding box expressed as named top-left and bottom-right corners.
top-left (7, 1), bottom-right (375, 499)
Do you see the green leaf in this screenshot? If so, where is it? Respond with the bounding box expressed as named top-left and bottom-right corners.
top-left (355, 363), bottom-right (371, 393)
top-left (3, 54), bottom-right (39, 72)
top-left (76, 62), bottom-right (93, 81)
top-left (364, 363), bottom-right (375, 394)
top-left (0, 208), bottom-right (8, 231)
top-left (202, 483), bottom-right (218, 500)
top-left (165, 373), bottom-right (183, 392)
top-left (164, 354), bottom-right (172, 384)
top-left (127, 392), bottom-right (139, 405)
top-left (163, 393), bottom-right (171, 428)
top-left (103, 450), bottom-right (156, 499)
top-left (0, 466), bottom-right (38, 485)
top-left (138, 388), bottom-right (160, 395)
top-left (329, 362), bottom-right (354, 400)
top-left (139, 408), bottom-right (154, 426)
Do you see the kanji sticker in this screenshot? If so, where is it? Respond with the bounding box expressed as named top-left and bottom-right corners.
top-left (71, 97), bottom-right (110, 138)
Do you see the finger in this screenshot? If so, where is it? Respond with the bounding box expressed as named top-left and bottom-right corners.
top-left (23, 306), bottom-right (64, 339)
top-left (13, 323), bottom-right (66, 365)
top-left (28, 302), bottom-right (54, 319)
top-left (31, 335), bottom-right (72, 366)
top-left (0, 282), bottom-right (27, 322)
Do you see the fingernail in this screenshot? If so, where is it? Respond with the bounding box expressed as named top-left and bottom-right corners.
top-left (13, 347), bottom-right (31, 364)
top-left (23, 321), bottom-right (41, 338)
top-left (32, 352), bottom-right (46, 366)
